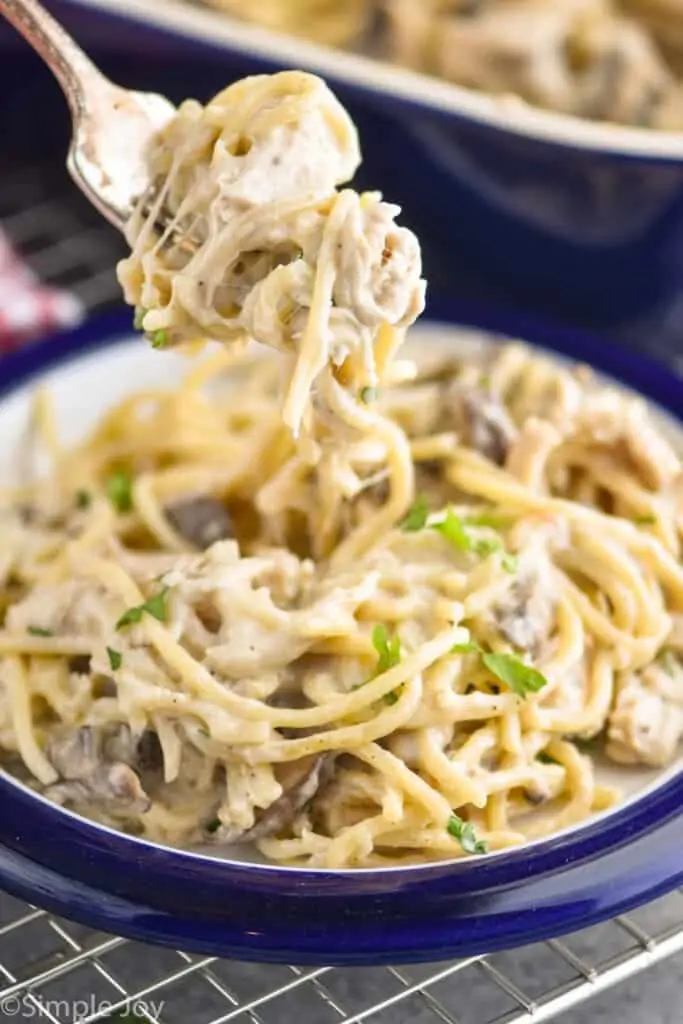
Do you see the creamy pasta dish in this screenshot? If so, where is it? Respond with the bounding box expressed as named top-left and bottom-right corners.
top-left (193, 0), bottom-right (683, 131)
top-left (385, 0), bottom-right (683, 130)
top-left (1, 71), bottom-right (683, 869)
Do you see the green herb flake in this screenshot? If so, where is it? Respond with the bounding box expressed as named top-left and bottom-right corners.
top-left (464, 510), bottom-right (513, 530)
top-left (452, 641), bottom-right (483, 655)
top-left (482, 652), bottom-right (548, 698)
top-left (432, 508), bottom-right (472, 551)
top-left (115, 586), bottom-right (170, 632)
top-left (635, 514), bottom-right (657, 526)
top-left (106, 469), bottom-right (133, 513)
top-left (384, 685), bottom-right (404, 706)
top-left (432, 508), bottom-right (508, 562)
top-left (447, 814), bottom-right (488, 855)
top-left (206, 817), bottom-right (221, 834)
top-left (502, 553), bottom-right (519, 574)
top-left (372, 624), bottom-right (402, 676)
top-left (360, 386), bottom-right (379, 404)
top-left (74, 489), bottom-right (92, 510)
top-left (133, 306), bottom-right (146, 331)
top-left (150, 328), bottom-right (169, 349)
top-left (27, 626), bottom-right (53, 637)
top-left (538, 751), bottom-right (560, 765)
top-left (106, 647), bottom-right (122, 671)
top-left (473, 536), bottom-right (502, 558)
top-left (400, 495), bottom-right (430, 532)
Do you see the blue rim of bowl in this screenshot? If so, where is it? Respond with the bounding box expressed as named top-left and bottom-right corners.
top-left (0, 299), bottom-right (682, 964)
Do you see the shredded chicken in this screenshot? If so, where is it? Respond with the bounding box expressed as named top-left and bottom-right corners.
top-left (607, 658), bottom-right (683, 766)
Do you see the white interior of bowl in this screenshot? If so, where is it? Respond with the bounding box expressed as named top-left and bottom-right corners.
top-left (0, 324), bottom-right (681, 870)
top-left (69, 0), bottom-right (683, 159)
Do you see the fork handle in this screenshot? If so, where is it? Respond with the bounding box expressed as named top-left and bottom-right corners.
top-left (0, 0), bottom-right (109, 118)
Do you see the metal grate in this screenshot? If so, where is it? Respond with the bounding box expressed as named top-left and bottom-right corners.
top-left (2, 890), bottom-right (683, 1023)
top-left (2, 157), bottom-right (683, 1024)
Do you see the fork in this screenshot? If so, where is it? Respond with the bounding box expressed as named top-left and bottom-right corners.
top-left (0, 0), bottom-right (175, 232)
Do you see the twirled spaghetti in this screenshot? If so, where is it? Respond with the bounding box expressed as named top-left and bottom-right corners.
top-left (0, 72), bottom-right (682, 868)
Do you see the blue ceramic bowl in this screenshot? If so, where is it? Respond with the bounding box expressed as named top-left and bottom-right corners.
top-left (5, 0), bottom-right (683, 333)
top-left (0, 302), bottom-right (682, 965)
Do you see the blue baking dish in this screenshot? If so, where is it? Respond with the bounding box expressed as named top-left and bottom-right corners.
top-left (4, 0), bottom-right (683, 335)
top-left (0, 302), bottom-right (681, 965)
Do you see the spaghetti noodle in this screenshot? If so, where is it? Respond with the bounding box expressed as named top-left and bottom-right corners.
top-left (0, 72), bottom-right (682, 868)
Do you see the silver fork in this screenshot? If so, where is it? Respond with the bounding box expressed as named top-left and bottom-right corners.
top-left (0, 0), bottom-right (175, 232)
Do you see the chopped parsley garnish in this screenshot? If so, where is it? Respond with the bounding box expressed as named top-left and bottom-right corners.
top-left (360, 386), bottom-right (379, 404)
top-left (75, 489), bottom-right (92, 510)
top-left (372, 624), bottom-right (402, 675)
top-left (451, 641), bottom-right (547, 698)
top-left (115, 586), bottom-right (170, 631)
top-left (635, 514), bottom-right (656, 526)
top-left (464, 510), bottom-right (512, 529)
top-left (432, 507), bottom-right (472, 551)
top-left (105, 469), bottom-right (133, 513)
top-left (452, 641), bottom-right (482, 655)
top-left (384, 686), bottom-right (403, 706)
top-left (206, 817), bottom-right (221, 834)
top-left (401, 495), bottom-right (430, 532)
top-left (400, 504), bottom-right (517, 569)
top-left (27, 626), bottom-right (53, 637)
top-left (133, 306), bottom-right (146, 331)
top-left (501, 553), bottom-right (519, 574)
top-left (150, 329), bottom-right (169, 349)
top-left (481, 652), bottom-right (548, 698)
top-left (432, 508), bottom-right (511, 562)
top-left (106, 647), bottom-right (122, 671)
top-left (538, 751), bottom-right (559, 765)
top-left (447, 814), bottom-right (488, 855)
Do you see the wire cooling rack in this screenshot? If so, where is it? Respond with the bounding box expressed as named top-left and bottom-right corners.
top-left (2, 158), bottom-right (683, 1024)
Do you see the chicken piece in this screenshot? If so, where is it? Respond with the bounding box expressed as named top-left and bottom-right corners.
top-left (443, 383), bottom-right (518, 465)
top-left (206, 754), bottom-right (335, 843)
top-left (333, 197), bottom-right (425, 332)
top-left (607, 659), bottom-right (683, 767)
top-left (5, 579), bottom-right (116, 640)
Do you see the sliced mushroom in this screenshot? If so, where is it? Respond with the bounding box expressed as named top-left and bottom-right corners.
top-left (443, 383), bottom-right (517, 465)
top-left (45, 763), bottom-right (150, 814)
top-left (206, 754), bottom-right (335, 844)
top-left (493, 569), bottom-right (556, 655)
top-left (136, 729), bottom-right (164, 773)
top-left (165, 495), bottom-right (233, 550)
top-left (44, 724), bottom-right (150, 814)
top-left (67, 654), bottom-right (92, 675)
